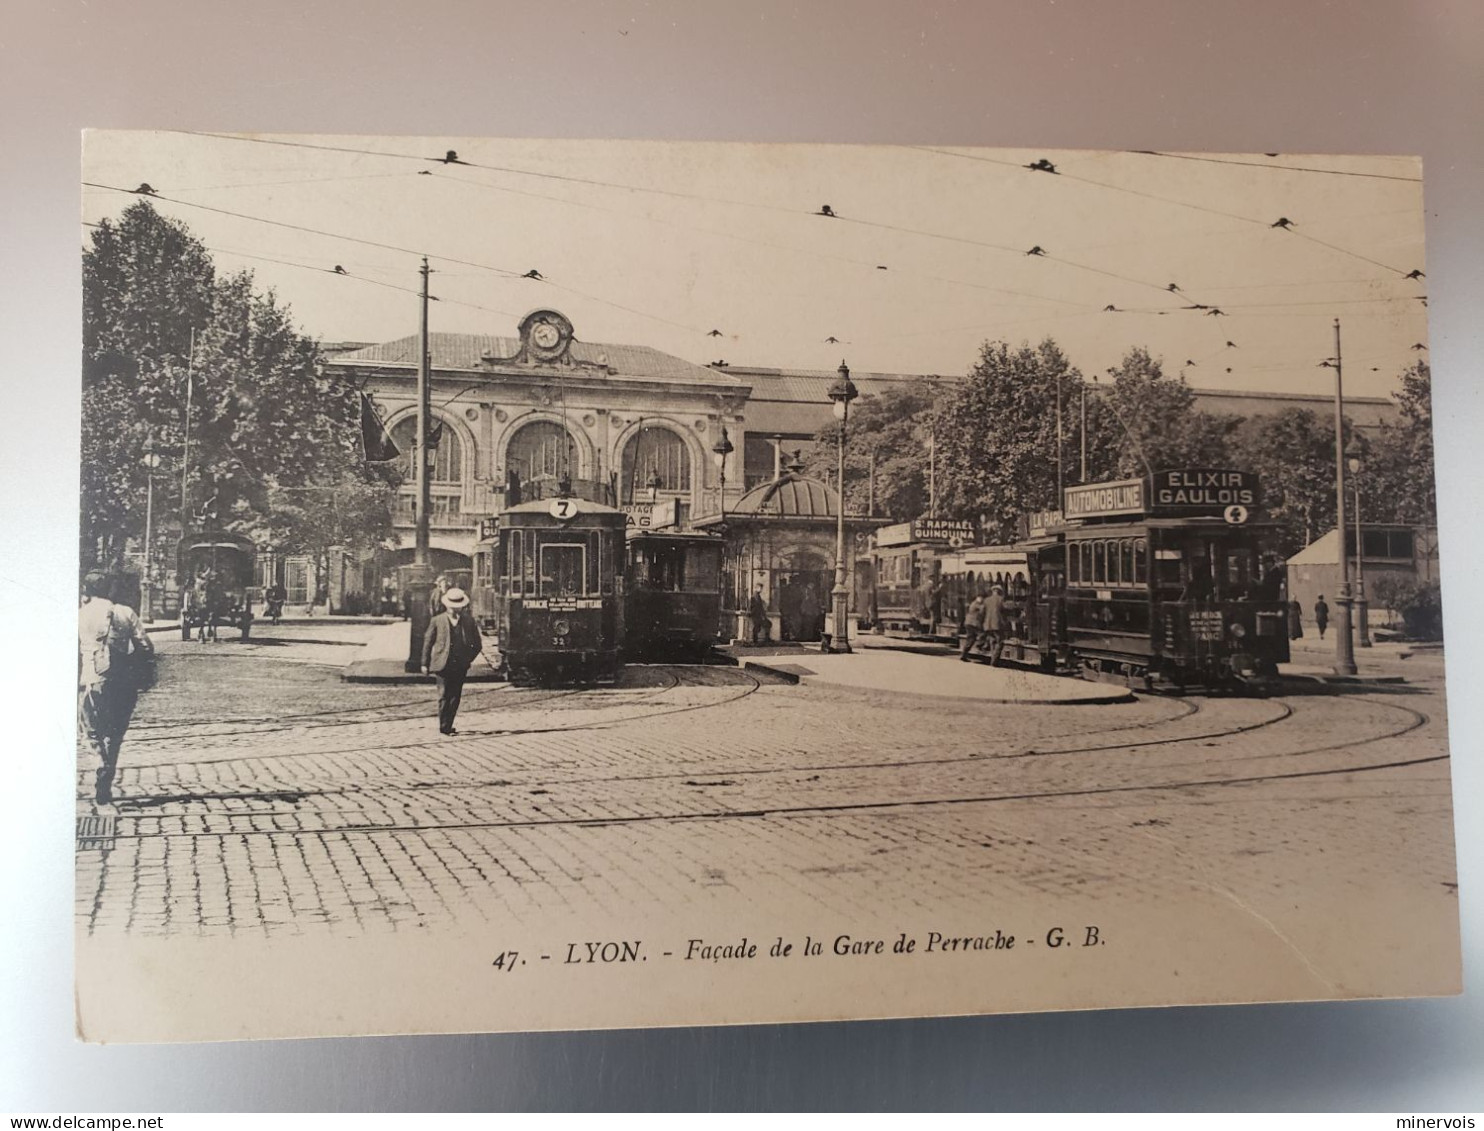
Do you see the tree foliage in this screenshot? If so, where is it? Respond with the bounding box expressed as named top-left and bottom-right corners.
top-left (803, 383), bottom-right (940, 519)
top-left (1089, 348), bottom-right (1239, 480)
top-left (931, 339), bottom-right (1082, 541)
top-left (1362, 361), bottom-right (1436, 525)
top-left (1227, 407), bottom-right (1359, 555)
top-left (81, 201), bottom-right (401, 569)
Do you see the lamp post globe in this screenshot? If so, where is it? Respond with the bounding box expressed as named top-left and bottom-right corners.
top-left (826, 361), bottom-right (858, 653)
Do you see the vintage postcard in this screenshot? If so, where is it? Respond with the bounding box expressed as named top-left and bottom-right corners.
top-left (76, 133), bottom-right (1458, 1041)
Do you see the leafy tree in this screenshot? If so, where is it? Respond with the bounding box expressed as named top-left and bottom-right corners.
top-left (1089, 348), bottom-right (1238, 480)
top-left (81, 201), bottom-right (400, 571)
top-left (933, 339), bottom-right (1083, 542)
top-left (803, 383), bottom-right (940, 520)
top-left (1363, 360), bottom-right (1435, 525)
top-left (1229, 407), bottom-right (1359, 555)
top-left (256, 449), bottom-right (402, 604)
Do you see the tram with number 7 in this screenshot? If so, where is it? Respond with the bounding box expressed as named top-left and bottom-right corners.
top-left (488, 493), bottom-right (627, 685)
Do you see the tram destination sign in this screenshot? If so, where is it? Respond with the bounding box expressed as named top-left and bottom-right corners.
top-left (1150, 469), bottom-right (1260, 513)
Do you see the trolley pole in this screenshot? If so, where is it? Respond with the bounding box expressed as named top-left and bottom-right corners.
top-left (1330, 318), bottom-right (1358, 676)
top-left (405, 257), bottom-right (435, 672)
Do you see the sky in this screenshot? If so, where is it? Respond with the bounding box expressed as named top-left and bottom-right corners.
top-left (81, 131), bottom-right (1429, 399)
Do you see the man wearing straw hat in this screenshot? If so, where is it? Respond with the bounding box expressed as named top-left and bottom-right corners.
top-left (421, 586), bottom-right (483, 736)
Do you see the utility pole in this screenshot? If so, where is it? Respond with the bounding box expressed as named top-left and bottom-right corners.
top-left (928, 430), bottom-right (936, 518)
top-left (1054, 374), bottom-right (1064, 504)
top-left (1080, 384), bottom-right (1088, 483)
top-left (1330, 318), bottom-right (1358, 677)
top-left (405, 257), bottom-right (435, 672)
top-left (416, 257), bottom-right (432, 566)
top-left (180, 328), bottom-right (195, 526)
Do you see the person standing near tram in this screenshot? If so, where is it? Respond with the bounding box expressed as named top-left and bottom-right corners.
top-left (1314, 594), bottom-right (1330, 640)
top-left (960, 588), bottom-right (987, 661)
top-left (981, 583), bottom-right (1008, 667)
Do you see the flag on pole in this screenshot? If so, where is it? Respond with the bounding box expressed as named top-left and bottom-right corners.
top-left (360, 393), bottom-right (401, 462)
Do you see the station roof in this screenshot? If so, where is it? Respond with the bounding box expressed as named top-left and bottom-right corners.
top-left (330, 332), bottom-right (744, 389)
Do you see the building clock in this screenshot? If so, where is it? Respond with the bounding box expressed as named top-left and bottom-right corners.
top-left (520, 309), bottom-right (574, 361)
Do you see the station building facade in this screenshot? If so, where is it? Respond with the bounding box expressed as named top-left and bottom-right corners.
top-left (311, 310), bottom-right (1405, 617)
top-left (324, 309), bottom-right (752, 583)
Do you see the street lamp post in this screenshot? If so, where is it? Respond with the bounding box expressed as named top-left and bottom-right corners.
top-left (711, 425), bottom-right (733, 522)
top-left (827, 360), bottom-right (858, 654)
top-left (712, 425), bottom-right (734, 642)
top-left (1348, 450), bottom-right (1372, 647)
top-left (141, 439), bottom-right (161, 623)
top-left (1328, 318), bottom-right (1358, 676)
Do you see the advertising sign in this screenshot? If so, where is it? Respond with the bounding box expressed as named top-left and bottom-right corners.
top-left (1063, 478), bottom-right (1145, 520)
top-left (909, 518), bottom-right (977, 546)
top-left (1150, 469), bottom-right (1259, 512)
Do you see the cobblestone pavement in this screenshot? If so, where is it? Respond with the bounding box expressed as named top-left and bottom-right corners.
top-left (76, 625), bottom-right (1458, 940)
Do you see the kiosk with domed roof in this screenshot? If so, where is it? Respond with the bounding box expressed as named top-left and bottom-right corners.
top-left (694, 456), bottom-right (885, 645)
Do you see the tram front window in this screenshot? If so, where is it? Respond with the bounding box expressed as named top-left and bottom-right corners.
top-left (540, 543), bottom-right (587, 595)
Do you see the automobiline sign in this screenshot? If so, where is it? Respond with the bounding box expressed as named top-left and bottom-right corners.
top-left (1064, 478), bottom-right (1145, 519)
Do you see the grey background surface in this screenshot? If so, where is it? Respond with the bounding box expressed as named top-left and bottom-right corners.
top-left (3, 0), bottom-right (1480, 1112)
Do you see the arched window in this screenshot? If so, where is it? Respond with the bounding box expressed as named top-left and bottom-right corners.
top-left (621, 425), bottom-right (692, 503)
top-left (390, 417), bottom-right (462, 484)
top-left (506, 421), bottom-right (577, 485)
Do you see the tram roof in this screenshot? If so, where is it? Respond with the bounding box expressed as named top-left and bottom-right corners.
top-left (499, 498), bottom-right (624, 519)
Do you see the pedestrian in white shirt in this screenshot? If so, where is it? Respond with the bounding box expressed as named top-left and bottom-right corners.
top-left (78, 572), bottom-right (153, 805)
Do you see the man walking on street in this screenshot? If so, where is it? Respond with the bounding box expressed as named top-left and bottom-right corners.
top-left (749, 585), bottom-right (770, 644)
top-left (78, 571), bottom-right (153, 805)
top-left (960, 588), bottom-right (986, 661)
top-left (982, 584), bottom-right (1007, 667)
top-left (421, 587), bottom-right (483, 735)
top-left (1314, 594), bottom-right (1330, 640)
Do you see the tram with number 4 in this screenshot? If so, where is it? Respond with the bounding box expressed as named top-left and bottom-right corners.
top-left (865, 469), bottom-right (1291, 692)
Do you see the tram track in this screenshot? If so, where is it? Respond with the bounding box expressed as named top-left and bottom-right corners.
top-left (105, 668), bottom-right (737, 770)
top-left (90, 689), bottom-right (1437, 841)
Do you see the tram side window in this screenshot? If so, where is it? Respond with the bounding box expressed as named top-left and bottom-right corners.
top-left (688, 545), bottom-right (720, 592)
top-left (1119, 540), bottom-right (1134, 588)
top-left (1134, 539), bottom-right (1147, 585)
top-left (504, 531), bottom-right (523, 595)
top-left (1092, 541), bottom-right (1106, 585)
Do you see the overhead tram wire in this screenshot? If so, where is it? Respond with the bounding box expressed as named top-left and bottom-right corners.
top-left (424, 168), bottom-right (1091, 312)
top-left (169, 134), bottom-right (1396, 318)
top-left (1129, 150), bottom-right (1422, 183)
top-left (914, 145), bottom-right (1425, 284)
top-left (83, 181), bottom-right (524, 280)
top-left (82, 180), bottom-right (715, 337)
top-left (178, 130), bottom-right (811, 220)
top-left (173, 132), bottom-right (1230, 310)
